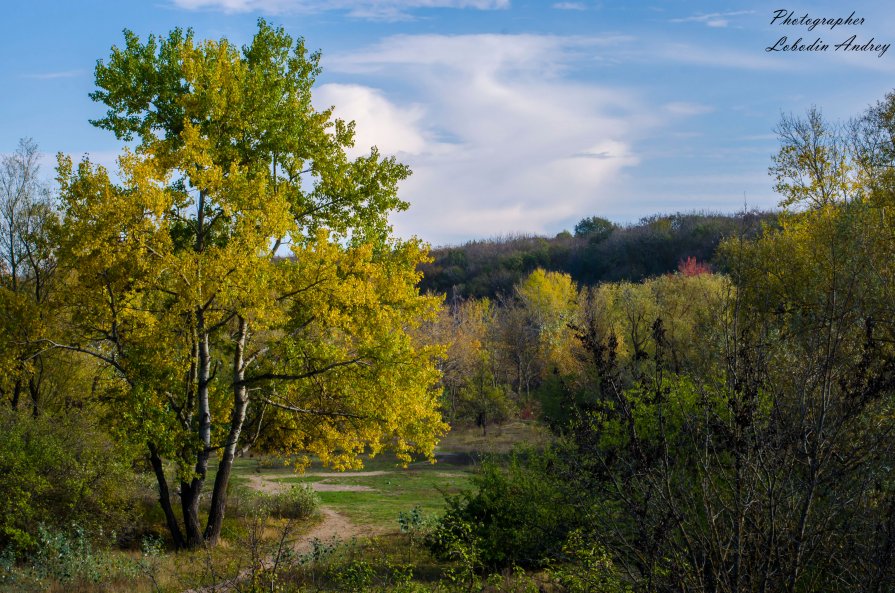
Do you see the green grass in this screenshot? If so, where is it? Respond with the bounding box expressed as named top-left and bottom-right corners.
top-left (278, 464), bottom-right (473, 530)
top-left (7, 422), bottom-right (544, 592)
top-left (436, 420), bottom-right (550, 454)
top-left (223, 421), bottom-right (548, 532)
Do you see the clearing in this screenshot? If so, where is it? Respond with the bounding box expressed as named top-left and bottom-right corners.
top-left (232, 421), bottom-right (546, 545)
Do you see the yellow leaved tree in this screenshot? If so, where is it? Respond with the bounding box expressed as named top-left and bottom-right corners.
top-left (53, 21), bottom-right (445, 548)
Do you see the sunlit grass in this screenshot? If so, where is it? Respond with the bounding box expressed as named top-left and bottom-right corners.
top-left (278, 467), bottom-right (473, 530)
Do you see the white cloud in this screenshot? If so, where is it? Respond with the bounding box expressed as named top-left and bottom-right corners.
top-left (552, 2), bottom-right (586, 10)
top-left (171, 0), bottom-right (508, 20)
top-left (22, 70), bottom-right (84, 80)
top-left (670, 10), bottom-right (754, 28)
top-left (663, 102), bottom-right (714, 116)
top-left (314, 84), bottom-right (431, 157)
top-left (324, 34), bottom-right (654, 243)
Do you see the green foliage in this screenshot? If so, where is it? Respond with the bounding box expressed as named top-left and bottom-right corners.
top-left (419, 211), bottom-right (775, 299)
top-left (0, 524), bottom-right (151, 592)
top-left (456, 365), bottom-right (514, 433)
top-left (398, 506), bottom-right (428, 535)
top-left (53, 19), bottom-right (447, 548)
top-left (330, 557), bottom-right (377, 592)
top-left (29, 524), bottom-right (103, 583)
top-left (598, 373), bottom-right (727, 452)
top-left (574, 215), bottom-right (616, 241)
top-left (550, 530), bottom-right (630, 593)
top-left (244, 485), bottom-right (320, 520)
top-left (585, 272), bottom-right (729, 373)
top-left (427, 452), bottom-right (574, 570)
top-left (484, 567), bottom-right (543, 593)
top-left (398, 506), bottom-right (424, 533)
top-left (535, 370), bottom-right (583, 430)
top-left (0, 408), bottom-right (138, 554)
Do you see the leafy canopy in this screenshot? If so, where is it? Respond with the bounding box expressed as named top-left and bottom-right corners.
top-left (58, 20), bottom-right (446, 480)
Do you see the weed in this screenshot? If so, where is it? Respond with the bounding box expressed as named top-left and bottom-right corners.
top-left (398, 505), bottom-right (435, 548)
top-left (244, 484), bottom-right (320, 520)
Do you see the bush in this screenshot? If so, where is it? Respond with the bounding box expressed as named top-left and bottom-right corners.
top-left (246, 484), bottom-right (320, 520)
top-left (549, 530), bottom-right (630, 593)
top-left (0, 408), bottom-right (139, 554)
top-left (0, 524), bottom-right (147, 592)
top-left (426, 451), bottom-right (575, 570)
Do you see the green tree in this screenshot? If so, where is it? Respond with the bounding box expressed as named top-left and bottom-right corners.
top-left (0, 138), bottom-right (58, 416)
top-left (0, 407), bottom-right (138, 553)
top-left (53, 21), bottom-right (445, 548)
top-left (573, 215), bottom-right (615, 241)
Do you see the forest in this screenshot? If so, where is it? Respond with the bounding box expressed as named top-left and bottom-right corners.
top-left (4, 20), bottom-right (895, 593)
top-left (418, 210), bottom-right (776, 299)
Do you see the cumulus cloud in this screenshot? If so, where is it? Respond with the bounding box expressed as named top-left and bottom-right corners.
top-left (314, 84), bottom-right (431, 157)
top-left (323, 34), bottom-right (654, 243)
top-left (171, 0), bottom-right (508, 20)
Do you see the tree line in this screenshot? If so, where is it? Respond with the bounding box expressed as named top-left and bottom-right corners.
top-left (419, 94), bottom-right (895, 592)
top-left (419, 210), bottom-right (776, 299)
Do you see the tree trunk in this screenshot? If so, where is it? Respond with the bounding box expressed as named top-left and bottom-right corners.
top-left (205, 317), bottom-right (250, 544)
top-left (28, 375), bottom-right (39, 418)
top-left (11, 378), bottom-right (21, 410)
top-left (180, 478), bottom-right (204, 547)
top-left (148, 443), bottom-right (185, 549)
top-left (181, 310), bottom-right (213, 548)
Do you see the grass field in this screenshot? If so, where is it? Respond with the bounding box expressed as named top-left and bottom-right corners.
top-left (281, 464), bottom-right (473, 529)
top-left (226, 421), bottom-right (548, 532)
top-left (229, 455), bottom-right (474, 531)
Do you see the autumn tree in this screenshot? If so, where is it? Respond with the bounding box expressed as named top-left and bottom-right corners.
top-left (433, 299), bottom-right (490, 420)
top-left (564, 101), bottom-right (895, 593)
top-left (53, 21), bottom-right (445, 548)
top-left (515, 268), bottom-right (580, 377)
top-left (439, 98), bottom-right (895, 590)
top-left (0, 138), bottom-right (58, 415)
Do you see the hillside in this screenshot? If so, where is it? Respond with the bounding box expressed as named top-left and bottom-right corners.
top-left (418, 210), bottom-right (777, 298)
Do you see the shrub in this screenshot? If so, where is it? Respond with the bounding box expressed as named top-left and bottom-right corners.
top-left (0, 524), bottom-right (147, 591)
top-left (398, 505), bottom-right (437, 548)
top-left (0, 408), bottom-right (139, 554)
top-left (246, 484), bottom-right (320, 520)
top-left (426, 451), bottom-right (574, 570)
top-left (549, 530), bottom-right (630, 593)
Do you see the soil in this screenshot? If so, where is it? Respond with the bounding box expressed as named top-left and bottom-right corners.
top-left (244, 472), bottom-right (381, 546)
top-left (302, 470), bottom-right (389, 477)
top-left (293, 506), bottom-right (380, 553)
top-left (182, 473), bottom-right (376, 593)
top-left (245, 473), bottom-right (376, 493)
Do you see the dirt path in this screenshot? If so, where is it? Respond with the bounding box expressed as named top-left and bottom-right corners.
top-left (245, 472), bottom-right (379, 546)
top-left (302, 470), bottom-right (389, 478)
top-left (246, 473), bottom-right (290, 494)
top-left (246, 473), bottom-right (375, 493)
top-left (293, 507), bottom-right (372, 553)
top-left (183, 475), bottom-right (373, 593)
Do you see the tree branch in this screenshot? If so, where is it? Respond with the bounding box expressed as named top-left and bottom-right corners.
top-left (259, 395), bottom-right (372, 420)
top-left (234, 358), bottom-right (365, 387)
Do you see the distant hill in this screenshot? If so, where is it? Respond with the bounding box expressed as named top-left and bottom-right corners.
top-left (419, 210), bottom-right (778, 298)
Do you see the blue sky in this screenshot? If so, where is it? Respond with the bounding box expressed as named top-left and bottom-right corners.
top-left (2, 1), bottom-right (893, 245)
